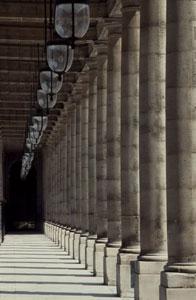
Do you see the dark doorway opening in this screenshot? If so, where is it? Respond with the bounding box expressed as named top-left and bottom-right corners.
top-left (5, 159), bottom-right (38, 233)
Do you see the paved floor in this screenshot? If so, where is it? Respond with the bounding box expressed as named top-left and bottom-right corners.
top-left (0, 234), bottom-right (133, 299)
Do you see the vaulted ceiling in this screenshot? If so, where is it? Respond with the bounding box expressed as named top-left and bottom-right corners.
top-left (0, 0), bottom-right (121, 152)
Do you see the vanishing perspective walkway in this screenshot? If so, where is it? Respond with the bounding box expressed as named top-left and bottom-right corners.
top-left (0, 234), bottom-right (131, 299)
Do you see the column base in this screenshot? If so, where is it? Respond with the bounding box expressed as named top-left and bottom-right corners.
top-left (80, 234), bottom-right (88, 266)
top-left (74, 231), bottom-right (81, 261)
top-left (53, 225), bottom-right (56, 242)
top-left (160, 270), bottom-right (196, 300)
top-left (61, 228), bottom-right (66, 250)
top-left (104, 246), bottom-right (120, 286)
top-left (86, 235), bottom-right (97, 273)
top-left (69, 230), bottom-right (76, 258)
top-left (0, 231), bottom-right (3, 244)
top-left (51, 224), bottom-right (55, 242)
top-left (95, 239), bottom-right (107, 277)
top-left (116, 251), bottom-right (138, 298)
top-left (58, 227), bottom-right (62, 247)
top-left (134, 260), bottom-right (166, 300)
top-left (52, 224), bottom-right (56, 243)
top-left (50, 224), bottom-right (53, 241)
top-left (55, 225), bottom-right (59, 244)
top-left (65, 229), bottom-right (71, 253)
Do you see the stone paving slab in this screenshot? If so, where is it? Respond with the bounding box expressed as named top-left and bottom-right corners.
top-left (0, 234), bottom-right (132, 300)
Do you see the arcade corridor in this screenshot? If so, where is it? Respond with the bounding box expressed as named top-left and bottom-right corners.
top-left (0, 0), bottom-right (195, 300)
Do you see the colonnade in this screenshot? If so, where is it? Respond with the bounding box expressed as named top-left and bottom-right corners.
top-left (43, 1), bottom-right (196, 299)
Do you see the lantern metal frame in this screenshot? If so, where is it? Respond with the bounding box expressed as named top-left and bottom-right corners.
top-left (46, 38), bottom-right (74, 75)
top-left (39, 66), bottom-right (63, 94)
top-left (37, 88), bottom-right (57, 115)
top-left (55, 0), bottom-right (90, 47)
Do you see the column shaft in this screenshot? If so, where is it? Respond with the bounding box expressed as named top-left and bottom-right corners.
top-left (117, 2), bottom-right (140, 297)
top-left (134, 0), bottom-right (167, 299)
top-left (71, 105), bottom-right (77, 229)
top-left (107, 31), bottom-right (122, 247)
top-left (74, 102), bottom-right (82, 260)
top-left (67, 115), bottom-right (72, 227)
top-left (88, 67), bottom-right (97, 236)
top-left (81, 91), bottom-right (89, 233)
top-left (104, 28), bottom-right (122, 286)
top-left (76, 103), bottom-right (82, 231)
top-left (166, 0), bottom-right (195, 268)
top-left (60, 136), bottom-right (64, 225)
top-left (62, 126), bottom-right (68, 226)
top-left (121, 2), bottom-right (140, 253)
top-left (139, 0), bottom-right (167, 261)
top-left (95, 49), bottom-right (108, 277)
top-left (96, 51), bottom-right (108, 240)
top-left (161, 1), bottom-right (196, 299)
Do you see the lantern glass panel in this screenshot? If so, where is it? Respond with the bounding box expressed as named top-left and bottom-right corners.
top-left (32, 116), bottom-right (48, 132)
top-left (29, 126), bottom-right (40, 140)
top-left (40, 70), bottom-right (63, 94)
top-left (37, 89), bottom-right (57, 109)
top-left (55, 3), bottom-right (90, 39)
top-left (47, 44), bottom-right (74, 73)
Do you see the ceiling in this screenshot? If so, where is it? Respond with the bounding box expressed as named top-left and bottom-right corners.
top-left (0, 0), bottom-right (121, 152)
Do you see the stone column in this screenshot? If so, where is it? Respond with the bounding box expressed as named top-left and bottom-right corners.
top-left (80, 88), bottom-right (89, 265)
top-left (59, 139), bottom-right (63, 245)
top-left (74, 101), bottom-right (82, 261)
top-left (59, 134), bottom-right (64, 227)
top-left (62, 121), bottom-right (68, 229)
top-left (56, 141), bottom-right (60, 244)
top-left (61, 128), bottom-right (67, 250)
top-left (69, 104), bottom-right (77, 258)
top-left (52, 147), bottom-right (56, 238)
top-left (95, 46), bottom-right (108, 277)
top-left (86, 62), bottom-right (98, 272)
top-left (104, 26), bottom-right (122, 286)
top-left (51, 147), bottom-right (56, 241)
top-left (116, 1), bottom-right (140, 298)
top-left (57, 142), bottom-right (61, 226)
top-left (54, 144), bottom-right (59, 243)
top-left (57, 142), bottom-right (61, 243)
top-left (65, 113), bottom-right (72, 252)
top-left (160, 1), bottom-right (196, 299)
top-left (59, 133), bottom-right (65, 248)
top-left (54, 144), bottom-right (58, 242)
top-left (134, 1), bottom-right (167, 299)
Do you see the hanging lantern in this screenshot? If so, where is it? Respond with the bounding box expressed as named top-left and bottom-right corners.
top-left (40, 68), bottom-right (63, 94)
top-left (47, 40), bottom-right (74, 74)
top-left (26, 135), bottom-right (37, 146)
top-left (26, 140), bottom-right (35, 151)
top-left (29, 125), bottom-right (40, 140)
top-left (55, 0), bottom-right (90, 40)
top-left (21, 152), bottom-right (35, 179)
top-left (37, 89), bottom-right (57, 110)
top-left (32, 116), bottom-right (48, 132)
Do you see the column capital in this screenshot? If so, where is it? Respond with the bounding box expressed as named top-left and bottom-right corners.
top-left (95, 41), bottom-right (108, 55)
top-left (106, 20), bottom-right (122, 37)
top-left (86, 58), bottom-right (98, 74)
top-left (97, 18), bottom-right (122, 39)
top-left (67, 100), bottom-right (76, 112)
top-left (121, 0), bottom-right (140, 11)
